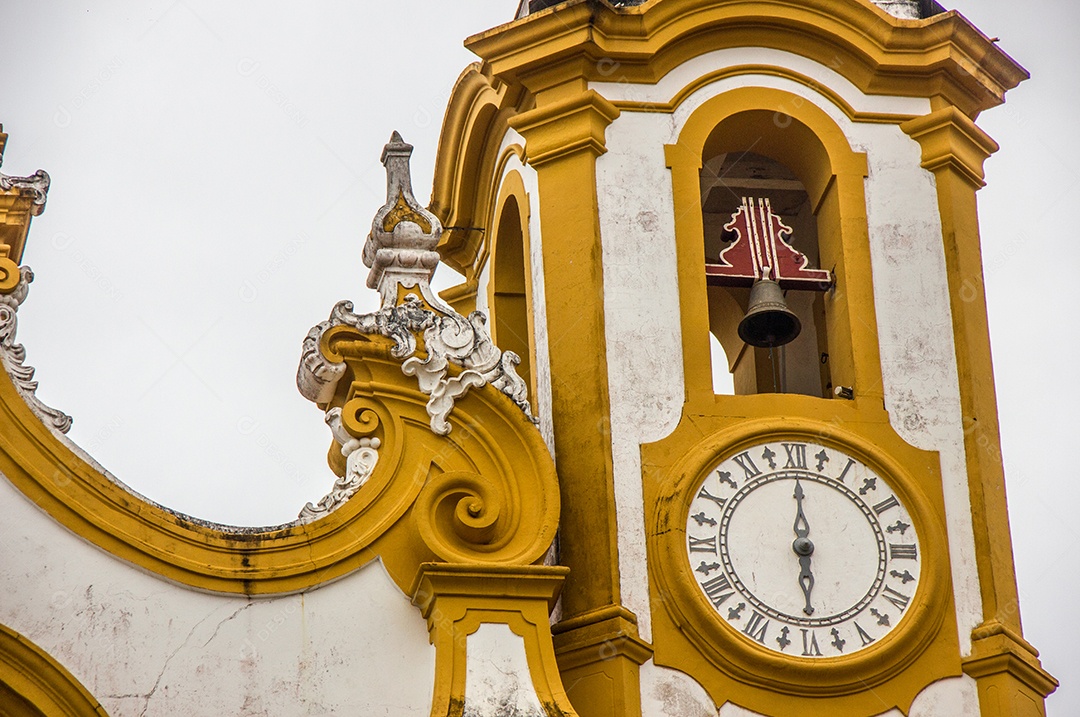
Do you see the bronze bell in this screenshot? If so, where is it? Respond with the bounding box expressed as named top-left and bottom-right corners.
top-left (738, 268), bottom-right (802, 348)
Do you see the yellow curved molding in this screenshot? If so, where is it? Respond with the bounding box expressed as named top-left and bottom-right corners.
top-left (0, 622), bottom-right (108, 716)
top-left (0, 330), bottom-right (559, 595)
top-left (647, 416), bottom-right (957, 713)
top-left (609, 64), bottom-right (918, 124)
top-left (432, 64), bottom-right (523, 274)
top-left (467, 0), bottom-right (1026, 118)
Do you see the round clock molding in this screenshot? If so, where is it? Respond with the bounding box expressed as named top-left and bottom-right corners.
top-left (685, 440), bottom-right (921, 659)
top-left (648, 418), bottom-right (955, 699)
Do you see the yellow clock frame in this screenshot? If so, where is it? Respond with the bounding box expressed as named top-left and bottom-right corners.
top-left (647, 415), bottom-right (957, 713)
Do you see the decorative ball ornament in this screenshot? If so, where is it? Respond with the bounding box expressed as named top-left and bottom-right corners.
top-left (684, 440), bottom-right (921, 658)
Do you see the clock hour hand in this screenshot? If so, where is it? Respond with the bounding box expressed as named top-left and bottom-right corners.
top-left (792, 481), bottom-right (815, 615)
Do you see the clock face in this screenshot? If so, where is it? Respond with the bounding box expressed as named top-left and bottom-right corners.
top-left (684, 441), bottom-right (921, 658)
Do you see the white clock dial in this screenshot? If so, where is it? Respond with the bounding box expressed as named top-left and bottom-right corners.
top-left (685, 441), bottom-right (921, 658)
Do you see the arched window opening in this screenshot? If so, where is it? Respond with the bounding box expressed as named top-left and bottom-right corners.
top-left (701, 151), bottom-right (832, 398)
top-left (491, 195), bottom-right (535, 405)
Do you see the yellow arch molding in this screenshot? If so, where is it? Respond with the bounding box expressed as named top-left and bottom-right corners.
top-left (0, 622), bottom-right (108, 716)
top-left (608, 64), bottom-right (919, 124)
top-left (0, 330), bottom-right (560, 595)
top-left (432, 64), bottom-right (525, 274)
top-left (487, 168), bottom-right (540, 406)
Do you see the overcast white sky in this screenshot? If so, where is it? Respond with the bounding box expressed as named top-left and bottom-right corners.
top-left (1, 0), bottom-right (1077, 712)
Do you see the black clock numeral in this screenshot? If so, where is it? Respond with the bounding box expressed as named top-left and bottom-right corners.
top-left (800, 628), bottom-right (822, 656)
top-left (882, 585), bottom-right (911, 612)
top-left (688, 535), bottom-right (717, 554)
top-left (872, 495), bottom-right (900, 515)
top-left (697, 486), bottom-right (726, 509)
top-left (889, 543), bottom-right (918, 561)
top-left (732, 451), bottom-right (761, 480)
top-left (783, 442), bottom-right (808, 469)
top-left (743, 610), bottom-right (769, 643)
top-left (854, 622), bottom-right (875, 646)
top-left (700, 574), bottom-right (734, 607)
top-left (715, 470), bottom-right (737, 489)
top-left (836, 457), bottom-right (855, 484)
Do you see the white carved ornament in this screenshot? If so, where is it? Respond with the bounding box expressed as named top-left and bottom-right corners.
top-left (0, 267), bottom-right (73, 433)
top-left (296, 132), bottom-right (537, 518)
top-left (298, 407), bottom-right (380, 521)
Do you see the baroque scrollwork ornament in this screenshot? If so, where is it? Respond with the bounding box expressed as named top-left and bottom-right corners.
top-left (0, 162), bottom-right (50, 209)
top-left (298, 407), bottom-right (380, 521)
top-left (297, 132), bottom-right (536, 437)
top-left (0, 266), bottom-right (73, 433)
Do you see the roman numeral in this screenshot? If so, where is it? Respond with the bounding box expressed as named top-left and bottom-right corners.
top-left (783, 442), bottom-right (808, 469)
top-left (688, 535), bottom-right (717, 554)
top-left (743, 610), bottom-right (769, 643)
top-left (732, 452), bottom-right (761, 480)
top-left (854, 622), bottom-right (874, 646)
top-left (697, 486), bottom-right (726, 509)
top-left (800, 628), bottom-right (822, 656)
top-left (889, 543), bottom-right (918, 561)
top-left (836, 457), bottom-right (855, 483)
top-left (700, 574), bottom-right (734, 607)
top-left (872, 495), bottom-right (900, 515)
top-left (882, 586), bottom-right (911, 612)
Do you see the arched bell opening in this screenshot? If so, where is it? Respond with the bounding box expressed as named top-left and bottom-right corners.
top-left (700, 118), bottom-right (836, 398)
top-left (490, 190), bottom-right (537, 407)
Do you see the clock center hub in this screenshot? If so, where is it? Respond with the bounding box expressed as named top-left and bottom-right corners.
top-left (792, 537), bottom-right (814, 556)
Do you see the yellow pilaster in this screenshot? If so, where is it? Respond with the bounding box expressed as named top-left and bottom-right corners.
top-left (508, 89), bottom-right (650, 717)
top-left (901, 108), bottom-right (1056, 714)
top-left (411, 563), bottom-right (579, 717)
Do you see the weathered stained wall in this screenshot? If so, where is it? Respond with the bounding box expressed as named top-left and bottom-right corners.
top-left (0, 469), bottom-right (436, 715)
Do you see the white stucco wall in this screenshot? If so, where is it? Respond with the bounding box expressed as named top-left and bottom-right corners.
top-left (592, 47), bottom-right (980, 714)
top-left (0, 469), bottom-right (436, 716)
top-left (463, 623), bottom-right (547, 716)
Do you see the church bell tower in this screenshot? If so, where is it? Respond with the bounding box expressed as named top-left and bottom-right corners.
top-left (431, 0), bottom-right (1056, 714)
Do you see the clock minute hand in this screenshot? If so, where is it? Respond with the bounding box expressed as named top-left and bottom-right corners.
top-left (792, 481), bottom-right (815, 616)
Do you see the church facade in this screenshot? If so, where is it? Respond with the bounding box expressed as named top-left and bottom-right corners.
top-left (0, 1), bottom-right (1056, 715)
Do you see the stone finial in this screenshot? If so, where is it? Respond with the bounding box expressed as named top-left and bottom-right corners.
top-left (362, 131), bottom-right (443, 308)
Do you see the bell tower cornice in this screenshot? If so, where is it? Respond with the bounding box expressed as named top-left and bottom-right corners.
top-left (468, 0), bottom-right (1027, 119)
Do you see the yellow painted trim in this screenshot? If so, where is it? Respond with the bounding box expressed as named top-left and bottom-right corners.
top-left (0, 622), bottom-right (108, 716)
top-left (432, 65), bottom-right (524, 274)
top-left (509, 91), bottom-right (620, 166)
top-left (551, 605), bottom-right (652, 717)
top-left (609, 64), bottom-right (917, 125)
top-left (0, 130), bottom-right (45, 264)
top-left (488, 168), bottom-right (540, 406)
top-left (664, 86), bottom-right (877, 409)
top-left (507, 86), bottom-right (646, 716)
top-left (411, 563), bottom-right (579, 717)
top-left (902, 108), bottom-right (1056, 709)
top-left (467, 0), bottom-right (1027, 119)
top-left (0, 329), bottom-right (559, 595)
top-left (437, 277), bottom-right (479, 316)
top-left (648, 415), bottom-right (958, 713)
top-left (0, 252), bottom-right (20, 293)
